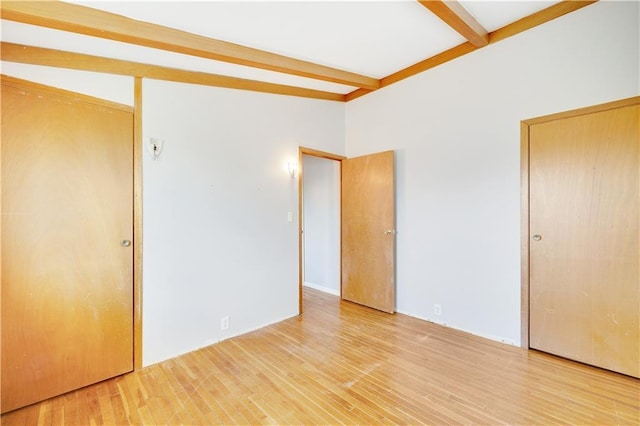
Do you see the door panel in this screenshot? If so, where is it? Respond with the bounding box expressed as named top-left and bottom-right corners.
top-left (529, 104), bottom-right (639, 378)
top-left (1, 79), bottom-right (134, 412)
top-left (342, 151), bottom-right (395, 313)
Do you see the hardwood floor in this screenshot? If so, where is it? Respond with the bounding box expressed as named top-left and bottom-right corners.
top-left (2, 287), bottom-right (639, 425)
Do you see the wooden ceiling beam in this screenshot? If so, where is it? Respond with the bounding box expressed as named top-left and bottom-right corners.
top-left (0, 1), bottom-right (379, 90)
top-left (418, 0), bottom-right (489, 47)
top-left (348, 0), bottom-right (598, 102)
top-left (0, 42), bottom-right (346, 102)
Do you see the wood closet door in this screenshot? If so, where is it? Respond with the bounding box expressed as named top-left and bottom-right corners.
top-left (1, 78), bottom-right (134, 412)
top-left (529, 103), bottom-right (639, 378)
top-left (342, 151), bottom-right (395, 313)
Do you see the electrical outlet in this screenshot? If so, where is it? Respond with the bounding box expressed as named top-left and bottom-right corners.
top-left (434, 304), bottom-right (442, 316)
top-left (220, 316), bottom-right (229, 330)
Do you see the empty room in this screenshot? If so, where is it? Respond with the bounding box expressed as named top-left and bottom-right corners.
top-left (1, 0), bottom-right (638, 424)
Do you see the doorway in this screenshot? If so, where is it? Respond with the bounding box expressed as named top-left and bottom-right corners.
top-left (298, 147), bottom-right (397, 314)
top-left (302, 155), bottom-right (341, 296)
top-left (298, 147), bottom-right (344, 313)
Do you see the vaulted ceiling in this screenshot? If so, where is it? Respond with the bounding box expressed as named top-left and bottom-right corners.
top-left (1, 1), bottom-right (597, 102)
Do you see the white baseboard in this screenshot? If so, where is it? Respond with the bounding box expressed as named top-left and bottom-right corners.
top-left (396, 309), bottom-right (520, 347)
top-left (303, 281), bottom-right (340, 296)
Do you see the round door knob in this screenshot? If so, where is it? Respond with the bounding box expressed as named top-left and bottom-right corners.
top-left (532, 235), bottom-right (542, 241)
top-left (120, 240), bottom-right (132, 247)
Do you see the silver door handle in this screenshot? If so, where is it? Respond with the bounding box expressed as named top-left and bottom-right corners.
top-left (384, 229), bottom-right (396, 235)
top-left (532, 235), bottom-right (542, 241)
top-left (120, 240), bottom-right (132, 247)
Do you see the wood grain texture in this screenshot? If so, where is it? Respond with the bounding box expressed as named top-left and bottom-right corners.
top-left (1, 42), bottom-right (346, 102)
top-left (346, 42), bottom-right (478, 101)
top-left (2, 288), bottom-right (638, 425)
top-left (1, 77), bottom-right (134, 412)
top-left (520, 121), bottom-right (530, 349)
top-left (528, 102), bottom-right (639, 378)
top-left (0, 74), bottom-right (133, 112)
top-left (298, 148), bottom-right (305, 315)
top-left (299, 146), bottom-right (347, 162)
top-left (133, 77), bottom-right (143, 370)
top-left (0, 1), bottom-right (378, 89)
top-left (0, 1), bottom-right (595, 103)
top-left (418, 0), bottom-right (489, 47)
top-left (524, 96), bottom-right (640, 125)
top-left (521, 96), bottom-right (640, 353)
top-left (346, 1), bottom-right (597, 102)
top-left (489, 0), bottom-right (599, 44)
top-left (342, 151), bottom-right (395, 313)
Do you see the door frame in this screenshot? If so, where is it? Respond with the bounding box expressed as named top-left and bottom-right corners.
top-left (133, 78), bottom-right (143, 369)
top-left (298, 147), bottom-right (346, 314)
top-left (1, 74), bottom-right (143, 370)
top-left (520, 95), bottom-right (640, 349)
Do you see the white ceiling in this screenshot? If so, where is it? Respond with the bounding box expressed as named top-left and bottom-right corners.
top-left (1, 1), bottom-right (558, 95)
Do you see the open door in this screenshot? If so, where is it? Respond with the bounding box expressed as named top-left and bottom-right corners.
top-left (341, 151), bottom-right (395, 313)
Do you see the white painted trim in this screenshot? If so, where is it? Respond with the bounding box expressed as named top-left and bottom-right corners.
top-left (303, 281), bottom-right (340, 297)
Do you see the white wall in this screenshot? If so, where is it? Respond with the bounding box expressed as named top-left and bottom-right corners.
top-left (302, 155), bottom-right (341, 296)
top-left (142, 79), bottom-right (344, 365)
top-left (0, 62), bottom-right (133, 106)
top-left (345, 1), bottom-right (640, 345)
top-left (1, 64), bottom-right (344, 366)
top-left (3, 0), bottom-right (637, 363)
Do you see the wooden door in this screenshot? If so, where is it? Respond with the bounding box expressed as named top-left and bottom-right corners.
top-left (528, 101), bottom-right (639, 378)
top-left (1, 77), bottom-right (134, 412)
top-left (341, 151), bottom-right (395, 313)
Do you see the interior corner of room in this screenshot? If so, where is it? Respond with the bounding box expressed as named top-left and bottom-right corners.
top-left (1, 0), bottom-right (639, 420)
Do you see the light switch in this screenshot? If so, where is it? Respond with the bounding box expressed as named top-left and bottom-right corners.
top-left (287, 212), bottom-right (293, 222)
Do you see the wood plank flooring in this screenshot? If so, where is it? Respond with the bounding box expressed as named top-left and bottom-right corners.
top-left (2, 288), bottom-right (639, 425)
